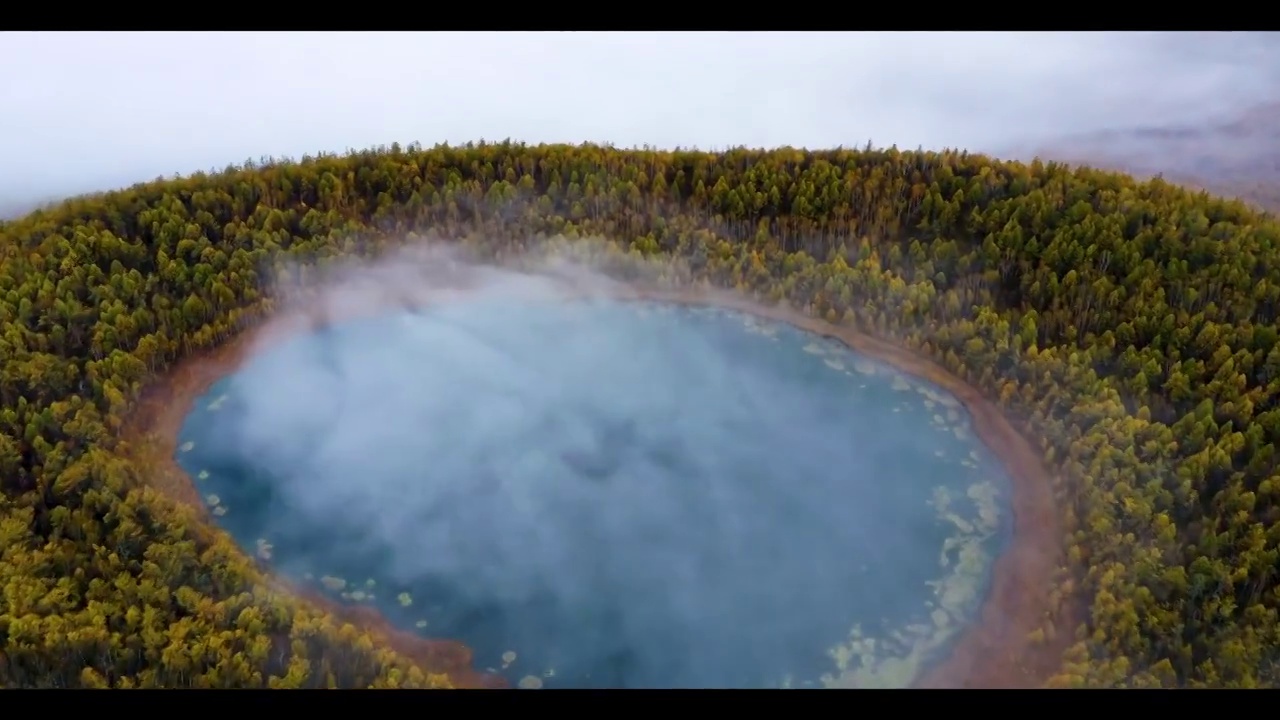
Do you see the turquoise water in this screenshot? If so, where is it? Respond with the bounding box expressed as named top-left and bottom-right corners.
top-left (176, 298), bottom-right (1012, 689)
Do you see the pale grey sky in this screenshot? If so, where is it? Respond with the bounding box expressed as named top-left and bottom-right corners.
top-left (1, 31), bottom-right (1277, 213)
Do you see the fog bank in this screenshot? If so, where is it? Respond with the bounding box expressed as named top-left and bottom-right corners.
top-left (176, 245), bottom-right (1008, 688)
top-left (3, 31), bottom-right (1276, 213)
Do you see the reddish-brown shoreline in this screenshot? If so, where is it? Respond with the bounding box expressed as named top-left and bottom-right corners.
top-left (627, 289), bottom-right (1070, 689)
top-left (122, 307), bottom-right (507, 689)
top-left (123, 281), bottom-right (1068, 689)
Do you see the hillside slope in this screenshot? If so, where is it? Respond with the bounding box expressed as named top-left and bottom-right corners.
top-left (3, 142), bottom-right (1280, 688)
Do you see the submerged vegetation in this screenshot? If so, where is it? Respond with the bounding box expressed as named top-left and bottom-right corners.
top-left (3, 140), bottom-right (1280, 687)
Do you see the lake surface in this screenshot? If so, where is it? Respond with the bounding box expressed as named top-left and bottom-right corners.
top-left (176, 297), bottom-right (1013, 689)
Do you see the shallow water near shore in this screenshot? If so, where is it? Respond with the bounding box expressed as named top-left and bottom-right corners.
top-left (176, 297), bottom-right (1013, 689)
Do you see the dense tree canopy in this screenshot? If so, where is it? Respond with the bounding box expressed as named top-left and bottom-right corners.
top-left (3, 140), bottom-right (1280, 688)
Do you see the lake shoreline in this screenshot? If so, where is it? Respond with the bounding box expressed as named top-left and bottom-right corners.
top-left (122, 274), bottom-right (1067, 689)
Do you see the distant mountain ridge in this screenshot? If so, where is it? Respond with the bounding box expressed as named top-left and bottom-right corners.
top-left (1018, 101), bottom-right (1280, 212)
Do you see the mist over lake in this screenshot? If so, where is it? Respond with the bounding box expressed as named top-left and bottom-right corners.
top-left (176, 297), bottom-right (1012, 689)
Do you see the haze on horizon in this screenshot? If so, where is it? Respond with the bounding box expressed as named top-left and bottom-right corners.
top-left (2, 30), bottom-right (1277, 217)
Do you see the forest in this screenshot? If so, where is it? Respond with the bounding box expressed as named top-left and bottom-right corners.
top-left (2, 139), bottom-right (1280, 688)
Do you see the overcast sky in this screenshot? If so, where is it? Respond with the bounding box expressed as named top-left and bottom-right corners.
top-left (1, 31), bottom-right (1277, 211)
